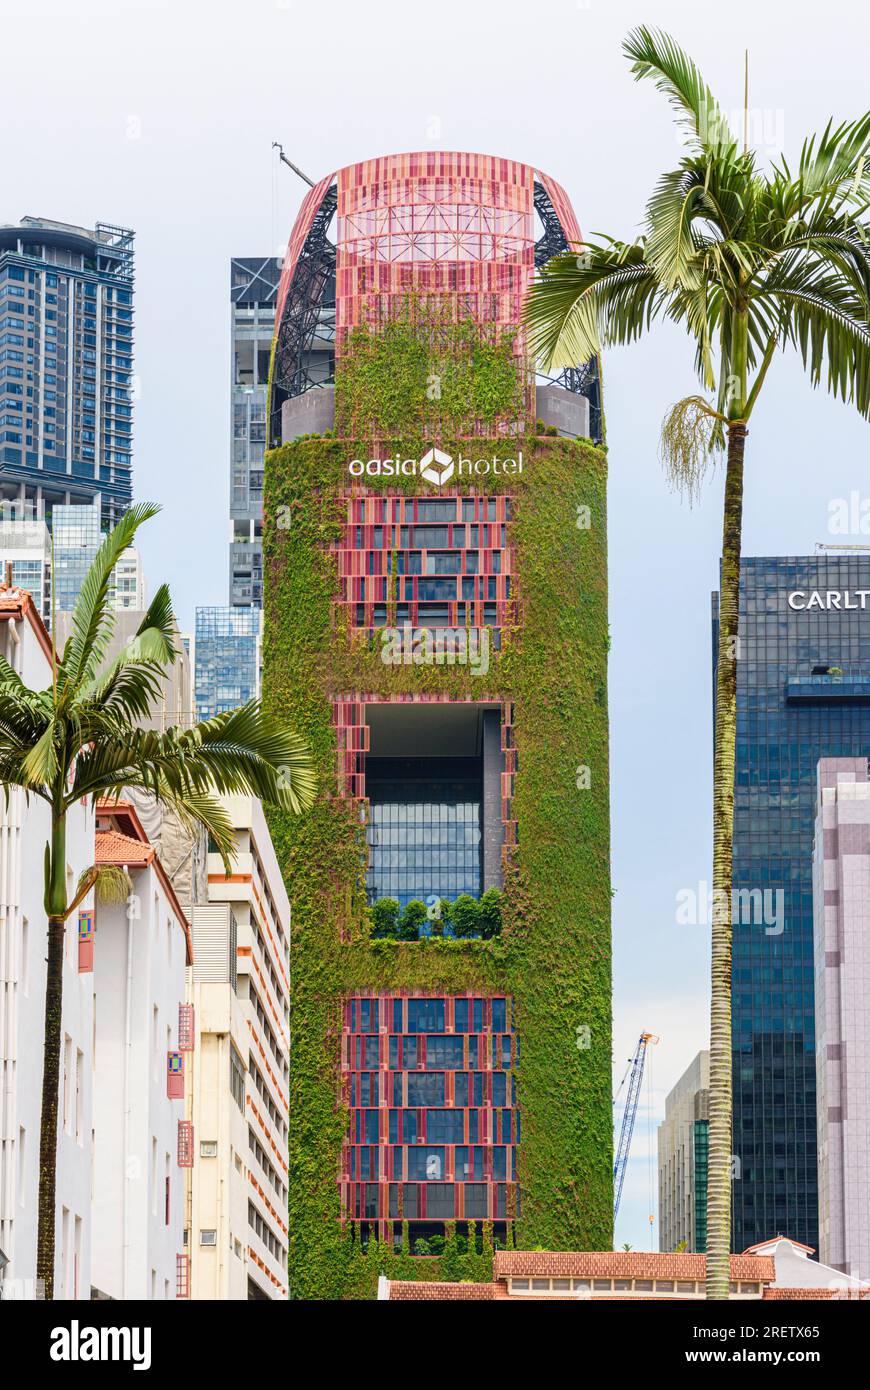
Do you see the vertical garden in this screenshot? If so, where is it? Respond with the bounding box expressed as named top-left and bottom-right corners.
top-left (263, 315), bottom-right (612, 1298)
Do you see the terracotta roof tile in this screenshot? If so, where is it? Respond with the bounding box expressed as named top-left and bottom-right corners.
top-left (763, 1287), bottom-right (870, 1299)
top-left (388, 1281), bottom-right (495, 1300)
top-left (744, 1237), bottom-right (815, 1255)
top-left (95, 826), bottom-right (193, 964)
top-left (492, 1252), bottom-right (775, 1281)
top-left (95, 829), bottom-right (155, 868)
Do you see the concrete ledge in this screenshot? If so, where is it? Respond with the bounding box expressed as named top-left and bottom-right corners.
top-left (281, 385), bottom-right (336, 441)
top-left (535, 383), bottom-right (590, 439)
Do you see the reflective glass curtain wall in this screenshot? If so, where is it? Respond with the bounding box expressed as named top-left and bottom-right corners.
top-left (717, 555), bottom-right (870, 1251)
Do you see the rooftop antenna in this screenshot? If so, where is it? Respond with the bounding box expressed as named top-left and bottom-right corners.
top-left (743, 49), bottom-right (749, 154)
top-left (272, 143), bottom-right (314, 188)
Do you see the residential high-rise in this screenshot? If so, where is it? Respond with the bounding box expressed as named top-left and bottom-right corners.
top-left (229, 258), bottom-right (280, 609)
top-left (185, 796), bottom-right (291, 1300)
top-left (812, 757), bottom-right (870, 1280)
top-left (229, 251), bottom-right (334, 609)
top-left (658, 1051), bottom-right (710, 1253)
top-left (715, 555), bottom-right (870, 1252)
top-left (265, 151), bottom-right (610, 1298)
top-left (193, 605), bottom-right (261, 722)
top-left (112, 546), bottom-right (146, 610)
top-left (0, 503), bottom-right (51, 622)
top-left (0, 500), bottom-right (146, 623)
top-left (0, 216), bottom-right (134, 529)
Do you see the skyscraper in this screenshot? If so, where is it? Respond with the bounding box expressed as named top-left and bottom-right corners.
top-left (658, 1051), bottom-right (710, 1253)
top-left (716, 554), bottom-right (870, 1252)
top-left (812, 757), bottom-right (870, 1280)
top-left (265, 151), bottom-right (610, 1298)
top-left (0, 216), bottom-right (134, 529)
top-left (229, 253), bottom-right (335, 608)
top-left (194, 605), bottom-right (261, 722)
top-left (229, 258), bottom-right (279, 609)
top-left (52, 496), bottom-right (102, 612)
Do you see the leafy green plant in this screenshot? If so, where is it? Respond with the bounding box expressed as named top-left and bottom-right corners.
top-left (451, 894), bottom-right (482, 938)
top-left (478, 888), bottom-right (504, 940)
top-left (399, 899), bottom-right (428, 941)
top-left (370, 896), bottom-right (401, 937)
top-left (336, 298), bottom-right (526, 437)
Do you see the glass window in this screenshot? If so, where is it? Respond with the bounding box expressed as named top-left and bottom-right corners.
top-left (425, 1184), bottom-right (455, 1218)
top-left (407, 999), bottom-right (446, 1034)
top-left (406, 1147), bottom-right (445, 1179)
top-left (407, 1072), bottom-right (444, 1106)
top-left (426, 1110), bottom-right (464, 1143)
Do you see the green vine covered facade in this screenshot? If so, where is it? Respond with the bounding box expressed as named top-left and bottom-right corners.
top-left (263, 430), bottom-right (612, 1299)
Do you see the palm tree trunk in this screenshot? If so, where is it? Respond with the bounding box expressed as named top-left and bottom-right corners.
top-left (37, 814), bottom-right (67, 1299)
top-left (706, 422), bottom-right (746, 1299)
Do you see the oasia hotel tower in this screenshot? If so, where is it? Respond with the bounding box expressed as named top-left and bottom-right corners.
top-left (264, 152), bottom-right (611, 1298)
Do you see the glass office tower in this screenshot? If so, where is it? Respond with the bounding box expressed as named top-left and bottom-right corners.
top-left (715, 553), bottom-right (870, 1251)
top-left (229, 257), bottom-right (279, 608)
top-left (0, 216), bottom-right (134, 529)
top-left (193, 604), bottom-right (261, 721)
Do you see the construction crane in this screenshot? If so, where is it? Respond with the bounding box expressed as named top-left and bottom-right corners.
top-left (272, 142), bottom-right (314, 188)
top-left (613, 1031), bottom-right (659, 1219)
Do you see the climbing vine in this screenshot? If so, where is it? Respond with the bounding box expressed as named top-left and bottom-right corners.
top-left (335, 298), bottom-right (528, 438)
top-left (264, 431), bottom-right (612, 1299)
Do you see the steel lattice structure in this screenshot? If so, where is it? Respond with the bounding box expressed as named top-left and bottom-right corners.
top-left (270, 153), bottom-right (602, 441)
top-left (533, 181), bottom-right (602, 442)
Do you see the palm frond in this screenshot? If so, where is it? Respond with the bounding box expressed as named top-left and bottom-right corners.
top-left (20, 719), bottom-right (59, 787)
top-left (58, 502), bottom-right (161, 699)
top-left (789, 114), bottom-right (870, 203)
top-left (645, 163), bottom-right (709, 290)
top-left (773, 284), bottom-right (870, 416)
top-left (623, 26), bottom-right (737, 157)
top-left (524, 241), bottom-right (659, 370)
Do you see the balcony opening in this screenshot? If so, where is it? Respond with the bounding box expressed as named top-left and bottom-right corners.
top-left (364, 702), bottom-right (504, 913)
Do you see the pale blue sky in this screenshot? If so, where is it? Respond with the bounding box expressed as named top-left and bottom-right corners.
top-left (3, 0), bottom-right (869, 1251)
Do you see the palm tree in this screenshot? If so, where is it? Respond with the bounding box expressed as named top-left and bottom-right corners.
top-left (0, 503), bottom-right (316, 1297)
top-left (525, 28), bottom-right (870, 1298)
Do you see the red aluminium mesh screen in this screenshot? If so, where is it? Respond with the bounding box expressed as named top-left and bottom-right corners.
top-left (335, 152), bottom-right (535, 348)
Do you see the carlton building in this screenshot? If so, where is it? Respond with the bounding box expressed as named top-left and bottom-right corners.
top-left (264, 151), bottom-right (611, 1298)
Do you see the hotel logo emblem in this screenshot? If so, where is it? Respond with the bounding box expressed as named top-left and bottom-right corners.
top-left (418, 446), bottom-right (455, 487)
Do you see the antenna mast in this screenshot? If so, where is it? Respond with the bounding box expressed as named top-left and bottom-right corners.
top-left (272, 142), bottom-right (315, 188)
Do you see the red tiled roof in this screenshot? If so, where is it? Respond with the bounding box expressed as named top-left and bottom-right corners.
top-left (95, 828), bottom-right (155, 869)
top-left (388, 1282), bottom-right (495, 1301)
top-left (96, 797), bottom-right (150, 843)
top-left (492, 1251), bottom-right (774, 1281)
top-left (0, 585), bottom-right (55, 663)
top-left (763, 1287), bottom-right (870, 1300)
top-left (744, 1237), bottom-right (815, 1255)
top-left (95, 822), bottom-right (193, 965)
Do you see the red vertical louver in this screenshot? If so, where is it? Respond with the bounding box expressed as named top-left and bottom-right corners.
top-left (177, 1120), bottom-right (194, 1167)
top-left (178, 1003), bottom-right (195, 1051)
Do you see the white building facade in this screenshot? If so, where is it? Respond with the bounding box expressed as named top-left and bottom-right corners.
top-left (184, 795), bottom-right (290, 1300)
top-left (813, 757), bottom-right (870, 1281)
top-left (0, 585), bottom-right (95, 1299)
top-left (90, 799), bottom-right (191, 1301)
